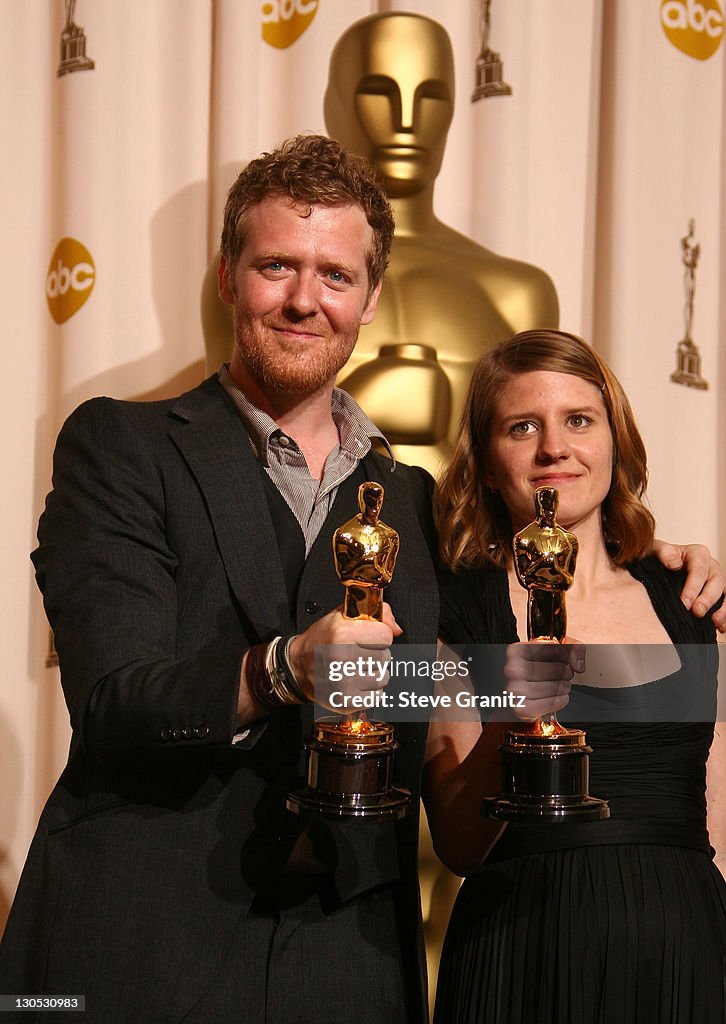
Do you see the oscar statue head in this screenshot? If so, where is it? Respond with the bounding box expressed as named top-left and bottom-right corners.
top-left (324, 12), bottom-right (455, 198)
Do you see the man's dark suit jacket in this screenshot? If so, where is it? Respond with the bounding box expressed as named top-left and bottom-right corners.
top-left (0, 377), bottom-right (440, 1023)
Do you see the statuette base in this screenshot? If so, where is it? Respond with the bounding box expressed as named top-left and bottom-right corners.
top-left (482, 727), bottom-right (609, 822)
top-left (286, 718), bottom-right (410, 820)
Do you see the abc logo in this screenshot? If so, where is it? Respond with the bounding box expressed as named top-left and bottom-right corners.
top-left (661, 0), bottom-right (724, 59)
top-left (262, 0), bottom-right (318, 49)
top-left (46, 237), bottom-right (95, 324)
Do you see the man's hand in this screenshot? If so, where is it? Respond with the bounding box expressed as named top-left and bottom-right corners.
top-left (288, 603), bottom-right (403, 711)
top-left (652, 540), bottom-right (726, 632)
top-left (503, 640), bottom-right (585, 721)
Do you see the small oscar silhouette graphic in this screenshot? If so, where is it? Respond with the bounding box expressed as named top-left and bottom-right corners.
top-left (57, 0), bottom-right (95, 77)
top-left (671, 219), bottom-right (707, 390)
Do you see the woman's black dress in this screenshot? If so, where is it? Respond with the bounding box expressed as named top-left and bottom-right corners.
top-left (434, 557), bottom-right (726, 1024)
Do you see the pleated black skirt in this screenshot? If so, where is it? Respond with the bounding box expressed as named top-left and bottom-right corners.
top-left (434, 844), bottom-right (726, 1024)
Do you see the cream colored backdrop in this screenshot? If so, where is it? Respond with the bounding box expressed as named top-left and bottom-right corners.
top-left (2, 0), bottom-right (724, 941)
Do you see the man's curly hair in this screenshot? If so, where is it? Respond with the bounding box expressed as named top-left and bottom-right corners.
top-left (220, 134), bottom-right (394, 294)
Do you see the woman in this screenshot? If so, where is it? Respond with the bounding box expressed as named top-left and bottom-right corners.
top-left (424, 330), bottom-right (725, 1023)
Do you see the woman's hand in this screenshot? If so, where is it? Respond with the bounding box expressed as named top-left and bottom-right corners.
top-left (503, 639), bottom-right (585, 721)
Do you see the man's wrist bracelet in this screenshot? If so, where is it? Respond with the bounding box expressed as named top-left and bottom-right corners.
top-left (276, 635), bottom-right (308, 703)
top-left (245, 642), bottom-right (277, 710)
top-left (246, 637), bottom-right (307, 710)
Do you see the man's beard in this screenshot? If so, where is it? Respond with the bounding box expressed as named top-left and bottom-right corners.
top-left (233, 312), bottom-right (358, 395)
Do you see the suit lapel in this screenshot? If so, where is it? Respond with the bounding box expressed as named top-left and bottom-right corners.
top-left (166, 378), bottom-right (292, 640)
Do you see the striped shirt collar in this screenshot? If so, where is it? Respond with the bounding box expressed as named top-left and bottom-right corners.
top-left (218, 363), bottom-right (395, 469)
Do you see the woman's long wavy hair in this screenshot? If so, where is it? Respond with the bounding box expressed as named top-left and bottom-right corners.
top-left (435, 330), bottom-right (655, 570)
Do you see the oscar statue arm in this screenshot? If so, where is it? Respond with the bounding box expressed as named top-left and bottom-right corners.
top-left (514, 539), bottom-right (553, 588)
top-left (372, 533), bottom-right (400, 583)
top-left (552, 536), bottom-right (578, 588)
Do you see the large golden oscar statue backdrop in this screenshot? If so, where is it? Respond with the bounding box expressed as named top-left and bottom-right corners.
top-left (202, 11), bottom-right (558, 476)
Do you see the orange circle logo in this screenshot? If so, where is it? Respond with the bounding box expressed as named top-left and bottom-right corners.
top-left (46, 238), bottom-right (95, 324)
top-left (261, 0), bottom-right (318, 49)
top-left (661, 0), bottom-right (724, 59)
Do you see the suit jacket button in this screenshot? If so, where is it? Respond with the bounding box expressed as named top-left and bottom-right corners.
top-left (305, 601), bottom-right (320, 614)
top-left (160, 728), bottom-right (170, 742)
top-left (194, 725), bottom-right (209, 739)
top-left (171, 728), bottom-right (182, 741)
top-left (181, 726), bottom-right (193, 739)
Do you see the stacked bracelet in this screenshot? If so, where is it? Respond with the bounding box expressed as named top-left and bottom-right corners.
top-left (245, 642), bottom-right (276, 710)
top-left (246, 636), bottom-right (307, 710)
top-left (276, 635), bottom-right (308, 703)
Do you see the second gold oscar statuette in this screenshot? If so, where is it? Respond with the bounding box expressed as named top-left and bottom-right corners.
top-left (482, 486), bottom-right (609, 822)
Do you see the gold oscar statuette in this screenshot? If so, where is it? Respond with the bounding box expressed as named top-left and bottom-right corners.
top-left (482, 487), bottom-right (609, 821)
top-left (286, 482), bottom-right (410, 819)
